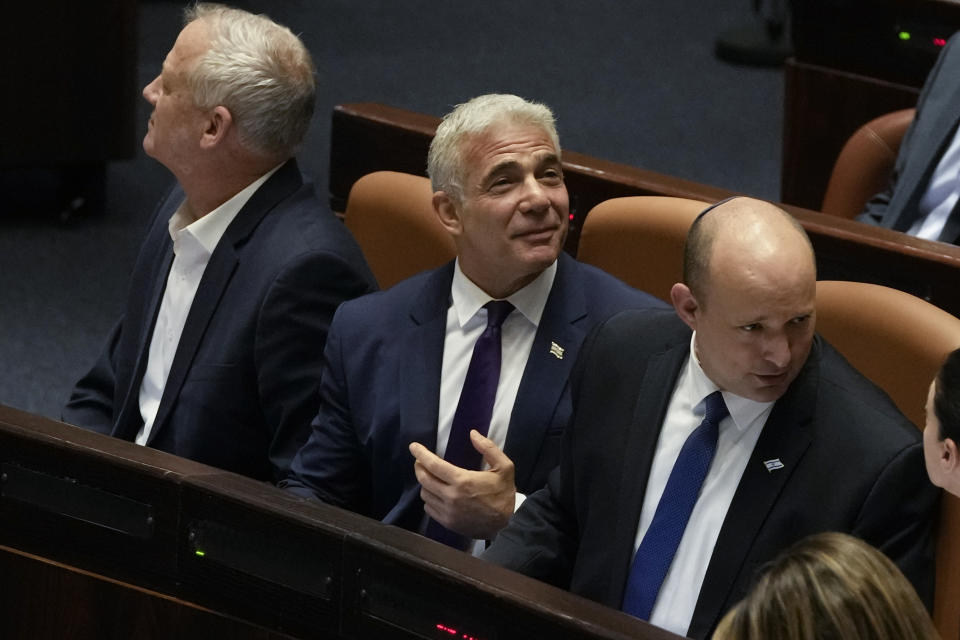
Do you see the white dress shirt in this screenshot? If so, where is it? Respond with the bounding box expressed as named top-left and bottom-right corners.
top-left (136, 165), bottom-right (281, 445)
top-left (635, 333), bottom-right (773, 637)
top-left (909, 124), bottom-right (960, 240)
top-left (434, 259), bottom-right (556, 553)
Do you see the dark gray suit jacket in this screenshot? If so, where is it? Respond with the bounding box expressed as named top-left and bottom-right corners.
top-left (63, 159), bottom-right (376, 482)
top-left (484, 309), bottom-right (938, 640)
top-left (282, 254), bottom-right (667, 533)
top-left (858, 31), bottom-right (960, 243)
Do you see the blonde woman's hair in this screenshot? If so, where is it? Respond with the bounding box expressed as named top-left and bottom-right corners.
top-left (713, 532), bottom-right (939, 640)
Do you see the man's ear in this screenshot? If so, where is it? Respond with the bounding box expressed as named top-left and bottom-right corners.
top-left (671, 282), bottom-right (699, 331)
top-left (943, 438), bottom-right (960, 472)
top-left (200, 105), bottom-right (232, 150)
top-left (433, 191), bottom-right (462, 236)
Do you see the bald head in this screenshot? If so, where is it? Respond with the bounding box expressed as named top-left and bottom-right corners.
top-left (672, 197), bottom-right (817, 402)
top-left (684, 197), bottom-right (815, 306)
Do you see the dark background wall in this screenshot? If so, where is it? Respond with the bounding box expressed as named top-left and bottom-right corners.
top-left (0, 0), bottom-right (782, 418)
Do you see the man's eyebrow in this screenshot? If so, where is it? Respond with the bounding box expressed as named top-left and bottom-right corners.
top-left (483, 159), bottom-right (522, 180)
top-left (538, 152), bottom-right (561, 165)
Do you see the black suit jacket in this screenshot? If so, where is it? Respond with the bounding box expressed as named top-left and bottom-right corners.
top-left (484, 309), bottom-right (938, 639)
top-left (63, 159), bottom-right (376, 482)
top-left (858, 31), bottom-right (960, 243)
top-left (282, 254), bottom-right (667, 532)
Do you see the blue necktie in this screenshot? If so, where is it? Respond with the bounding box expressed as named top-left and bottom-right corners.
top-left (621, 390), bottom-right (728, 620)
top-left (425, 300), bottom-right (514, 548)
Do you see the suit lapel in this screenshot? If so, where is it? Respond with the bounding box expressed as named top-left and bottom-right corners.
top-left (400, 264), bottom-right (454, 454)
top-left (687, 340), bottom-right (820, 639)
top-left (890, 85), bottom-right (960, 232)
top-left (607, 340), bottom-right (689, 606)
top-left (384, 265), bottom-right (453, 531)
top-left (505, 255), bottom-right (586, 490)
top-left (113, 189), bottom-right (182, 441)
top-left (146, 160), bottom-right (303, 444)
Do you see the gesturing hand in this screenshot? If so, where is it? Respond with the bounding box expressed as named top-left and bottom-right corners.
top-left (409, 430), bottom-right (516, 540)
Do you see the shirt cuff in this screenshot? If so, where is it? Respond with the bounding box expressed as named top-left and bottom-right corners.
top-left (514, 491), bottom-right (527, 512)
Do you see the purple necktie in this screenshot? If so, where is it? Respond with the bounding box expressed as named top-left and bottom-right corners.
top-left (621, 390), bottom-right (728, 620)
top-left (425, 300), bottom-right (514, 548)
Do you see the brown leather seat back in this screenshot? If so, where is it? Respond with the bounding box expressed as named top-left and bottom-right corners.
top-left (816, 279), bottom-right (960, 639)
top-left (344, 171), bottom-right (456, 290)
top-left (821, 109), bottom-right (915, 219)
top-left (577, 196), bottom-right (707, 302)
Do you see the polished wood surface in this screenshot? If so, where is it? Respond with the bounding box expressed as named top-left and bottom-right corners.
top-left (0, 546), bottom-right (291, 640)
top-left (0, 405), bottom-right (681, 640)
top-left (328, 102), bottom-right (960, 318)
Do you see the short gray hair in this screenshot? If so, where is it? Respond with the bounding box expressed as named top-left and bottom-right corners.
top-left (427, 94), bottom-right (560, 201)
top-left (184, 3), bottom-right (316, 159)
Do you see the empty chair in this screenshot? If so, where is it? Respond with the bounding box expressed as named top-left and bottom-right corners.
top-left (815, 279), bottom-right (960, 640)
top-left (576, 196), bottom-right (708, 302)
top-left (343, 171), bottom-right (456, 290)
top-left (821, 109), bottom-right (915, 219)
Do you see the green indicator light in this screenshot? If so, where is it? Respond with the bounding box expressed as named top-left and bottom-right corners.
top-left (899, 31), bottom-right (911, 41)
top-left (195, 549), bottom-right (206, 557)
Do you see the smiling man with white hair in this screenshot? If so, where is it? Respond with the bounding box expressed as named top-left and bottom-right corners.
top-left (283, 93), bottom-right (665, 551)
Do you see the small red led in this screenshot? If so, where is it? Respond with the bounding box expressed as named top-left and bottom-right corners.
top-left (934, 38), bottom-right (947, 47)
top-left (569, 213), bottom-right (574, 220)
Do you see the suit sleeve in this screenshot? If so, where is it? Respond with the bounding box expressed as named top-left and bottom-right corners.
top-left (482, 316), bottom-right (610, 586)
top-left (255, 249), bottom-right (375, 484)
top-left (61, 317), bottom-right (123, 434)
top-left (279, 305), bottom-right (372, 513)
top-left (858, 33), bottom-right (958, 225)
top-left (482, 462), bottom-right (579, 588)
top-left (852, 441), bottom-right (939, 608)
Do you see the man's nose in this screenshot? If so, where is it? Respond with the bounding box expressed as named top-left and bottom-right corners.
top-left (143, 75), bottom-right (161, 104)
top-left (518, 176), bottom-right (551, 214)
top-left (763, 333), bottom-right (791, 369)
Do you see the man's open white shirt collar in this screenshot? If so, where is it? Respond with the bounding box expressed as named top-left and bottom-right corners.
top-left (137, 163), bottom-right (282, 446)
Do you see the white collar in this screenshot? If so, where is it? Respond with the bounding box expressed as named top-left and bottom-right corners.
top-left (167, 162), bottom-right (284, 253)
top-left (449, 258), bottom-right (557, 329)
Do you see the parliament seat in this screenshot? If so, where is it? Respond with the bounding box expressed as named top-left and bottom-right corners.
top-left (343, 171), bottom-right (455, 290)
top-left (821, 109), bottom-right (915, 219)
top-left (815, 279), bottom-right (960, 640)
top-left (576, 196), bottom-right (707, 302)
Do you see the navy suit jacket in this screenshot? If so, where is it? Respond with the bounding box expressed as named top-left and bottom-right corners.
top-left (484, 309), bottom-right (938, 639)
top-left (63, 159), bottom-right (376, 482)
top-left (858, 31), bottom-right (960, 243)
top-left (282, 253), bottom-right (667, 533)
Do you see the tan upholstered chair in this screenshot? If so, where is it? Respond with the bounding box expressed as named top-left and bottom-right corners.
top-left (576, 196), bottom-right (708, 303)
top-left (815, 280), bottom-right (960, 640)
top-left (821, 109), bottom-right (915, 219)
top-left (343, 171), bottom-right (456, 290)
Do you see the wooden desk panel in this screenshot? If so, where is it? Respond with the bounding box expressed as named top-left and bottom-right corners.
top-left (0, 546), bottom-right (291, 640)
top-left (1, 406), bottom-right (683, 640)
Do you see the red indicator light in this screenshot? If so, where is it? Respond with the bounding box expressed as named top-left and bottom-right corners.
top-left (934, 38), bottom-right (947, 47)
top-left (435, 622), bottom-right (484, 640)
top-left (569, 213), bottom-right (574, 220)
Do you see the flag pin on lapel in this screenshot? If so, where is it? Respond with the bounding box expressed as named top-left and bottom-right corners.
top-left (763, 458), bottom-right (784, 472)
top-left (549, 341), bottom-right (564, 359)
